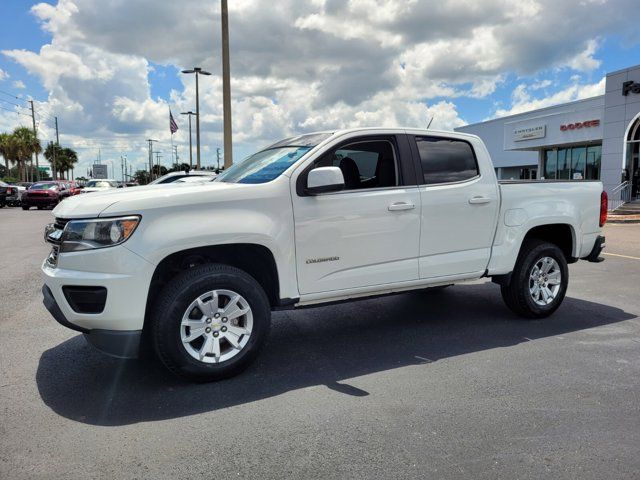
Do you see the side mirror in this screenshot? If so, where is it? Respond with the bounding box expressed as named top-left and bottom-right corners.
top-left (306, 166), bottom-right (345, 195)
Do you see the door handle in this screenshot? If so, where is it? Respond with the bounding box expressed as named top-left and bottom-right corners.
top-left (468, 196), bottom-right (492, 205)
top-left (388, 202), bottom-right (415, 211)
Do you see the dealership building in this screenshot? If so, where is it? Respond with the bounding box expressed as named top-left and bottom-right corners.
top-left (455, 64), bottom-right (640, 205)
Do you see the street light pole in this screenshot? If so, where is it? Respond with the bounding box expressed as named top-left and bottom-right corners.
top-left (221, 0), bottom-right (233, 168)
top-left (181, 111), bottom-right (196, 168)
top-left (181, 68), bottom-right (211, 169)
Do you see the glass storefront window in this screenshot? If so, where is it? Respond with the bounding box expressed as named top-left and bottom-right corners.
top-left (571, 147), bottom-right (586, 179)
top-left (543, 144), bottom-right (601, 180)
top-left (544, 150), bottom-right (557, 179)
top-left (557, 148), bottom-right (570, 179)
top-left (586, 145), bottom-right (601, 180)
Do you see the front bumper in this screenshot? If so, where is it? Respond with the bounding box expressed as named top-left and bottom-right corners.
top-left (42, 284), bottom-right (141, 358)
top-left (24, 196), bottom-right (58, 206)
top-left (41, 242), bottom-right (155, 358)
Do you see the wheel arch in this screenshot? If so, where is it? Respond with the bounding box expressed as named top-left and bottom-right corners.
top-left (521, 223), bottom-right (576, 262)
top-left (143, 243), bottom-right (282, 334)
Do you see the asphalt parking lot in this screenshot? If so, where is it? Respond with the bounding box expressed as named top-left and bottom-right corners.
top-left (1, 207), bottom-right (639, 479)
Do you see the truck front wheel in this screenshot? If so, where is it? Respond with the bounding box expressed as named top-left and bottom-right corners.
top-left (500, 240), bottom-right (569, 319)
top-left (151, 264), bottom-right (271, 382)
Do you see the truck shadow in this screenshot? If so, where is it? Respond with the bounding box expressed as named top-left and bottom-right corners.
top-left (36, 283), bottom-right (636, 426)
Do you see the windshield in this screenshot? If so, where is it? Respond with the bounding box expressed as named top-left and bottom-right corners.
top-left (216, 147), bottom-right (311, 184)
top-left (30, 183), bottom-right (58, 190)
top-left (86, 180), bottom-right (114, 188)
top-left (216, 133), bottom-right (331, 184)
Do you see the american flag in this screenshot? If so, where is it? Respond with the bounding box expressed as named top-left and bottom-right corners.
top-left (169, 110), bottom-right (178, 134)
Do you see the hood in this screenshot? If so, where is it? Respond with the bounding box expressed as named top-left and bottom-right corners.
top-left (52, 181), bottom-right (251, 218)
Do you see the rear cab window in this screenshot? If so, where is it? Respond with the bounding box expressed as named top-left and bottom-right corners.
top-left (414, 136), bottom-right (479, 185)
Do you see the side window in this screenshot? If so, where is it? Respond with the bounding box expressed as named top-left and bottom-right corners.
top-left (329, 140), bottom-right (398, 190)
top-left (415, 137), bottom-right (479, 185)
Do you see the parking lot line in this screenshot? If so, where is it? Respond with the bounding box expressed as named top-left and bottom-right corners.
top-left (603, 252), bottom-right (640, 261)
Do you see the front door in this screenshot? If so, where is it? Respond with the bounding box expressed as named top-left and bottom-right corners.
top-left (292, 135), bottom-right (421, 295)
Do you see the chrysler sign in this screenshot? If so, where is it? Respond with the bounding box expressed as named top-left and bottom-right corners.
top-left (513, 125), bottom-right (546, 141)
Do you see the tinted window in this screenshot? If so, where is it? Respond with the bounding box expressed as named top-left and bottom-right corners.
top-left (415, 137), bottom-right (478, 184)
top-left (329, 140), bottom-right (398, 190)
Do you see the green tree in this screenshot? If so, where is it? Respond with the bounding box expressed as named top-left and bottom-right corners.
top-left (134, 169), bottom-right (151, 185)
top-left (152, 165), bottom-right (168, 177)
top-left (44, 141), bottom-right (63, 179)
top-left (11, 126), bottom-right (42, 182)
top-left (43, 142), bottom-right (78, 180)
top-left (0, 132), bottom-right (16, 175)
top-left (59, 147), bottom-right (78, 179)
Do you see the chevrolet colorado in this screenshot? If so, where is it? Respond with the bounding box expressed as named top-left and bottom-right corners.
top-left (42, 128), bottom-right (607, 381)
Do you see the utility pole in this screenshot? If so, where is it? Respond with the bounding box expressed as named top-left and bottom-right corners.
top-left (221, 0), bottom-right (233, 168)
top-left (173, 145), bottom-right (179, 168)
top-left (181, 111), bottom-right (196, 168)
top-left (28, 100), bottom-right (40, 181)
top-left (147, 139), bottom-right (158, 179)
top-left (155, 151), bottom-right (162, 178)
top-left (181, 70), bottom-right (211, 170)
top-left (53, 116), bottom-right (59, 180)
top-left (216, 147), bottom-right (221, 171)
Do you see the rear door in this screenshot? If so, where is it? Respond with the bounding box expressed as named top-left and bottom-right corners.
top-left (409, 134), bottom-right (499, 279)
top-left (292, 134), bottom-right (421, 295)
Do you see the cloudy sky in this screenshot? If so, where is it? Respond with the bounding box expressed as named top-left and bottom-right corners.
top-left (0, 0), bottom-right (639, 178)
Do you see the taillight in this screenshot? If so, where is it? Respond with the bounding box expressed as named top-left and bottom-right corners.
top-left (599, 190), bottom-right (608, 227)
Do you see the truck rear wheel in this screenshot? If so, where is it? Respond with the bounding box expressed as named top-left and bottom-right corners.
top-left (500, 240), bottom-right (568, 319)
top-left (151, 264), bottom-right (271, 382)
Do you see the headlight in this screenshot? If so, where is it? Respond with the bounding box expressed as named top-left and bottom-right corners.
top-left (60, 216), bottom-right (140, 252)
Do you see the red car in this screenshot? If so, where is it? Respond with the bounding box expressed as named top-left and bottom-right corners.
top-left (21, 181), bottom-right (71, 210)
top-left (65, 181), bottom-right (83, 195)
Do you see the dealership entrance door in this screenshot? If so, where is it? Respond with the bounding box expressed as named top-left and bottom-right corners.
top-left (626, 117), bottom-right (640, 199)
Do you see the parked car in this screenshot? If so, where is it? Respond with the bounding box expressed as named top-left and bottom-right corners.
top-left (66, 181), bottom-right (83, 195)
top-left (5, 184), bottom-right (27, 206)
top-left (22, 181), bottom-right (71, 210)
top-left (42, 128), bottom-right (607, 382)
top-left (81, 179), bottom-right (119, 193)
top-left (0, 181), bottom-right (8, 207)
top-left (149, 170), bottom-right (218, 185)
top-left (174, 176), bottom-right (216, 184)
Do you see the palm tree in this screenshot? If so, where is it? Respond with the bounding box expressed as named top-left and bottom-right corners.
top-left (12, 126), bottom-right (42, 181)
top-left (0, 133), bottom-right (16, 176)
top-left (61, 147), bottom-right (78, 179)
top-left (44, 141), bottom-right (63, 179)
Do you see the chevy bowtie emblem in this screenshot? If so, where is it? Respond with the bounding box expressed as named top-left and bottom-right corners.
top-left (306, 256), bottom-right (339, 264)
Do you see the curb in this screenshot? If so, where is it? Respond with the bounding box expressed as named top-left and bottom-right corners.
top-left (607, 216), bottom-right (640, 224)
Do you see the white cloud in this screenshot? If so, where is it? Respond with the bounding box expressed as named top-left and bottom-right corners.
top-left (0, 69), bottom-right (8, 81)
top-left (566, 39), bottom-right (601, 72)
top-left (12, 80), bottom-right (26, 89)
top-left (494, 77), bottom-right (606, 117)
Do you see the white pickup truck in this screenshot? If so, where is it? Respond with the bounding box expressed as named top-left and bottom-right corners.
top-left (42, 128), bottom-right (607, 381)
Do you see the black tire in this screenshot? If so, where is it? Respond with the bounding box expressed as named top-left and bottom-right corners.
top-left (151, 264), bottom-right (271, 382)
top-left (22, 205), bottom-right (29, 210)
top-left (500, 239), bottom-right (569, 319)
